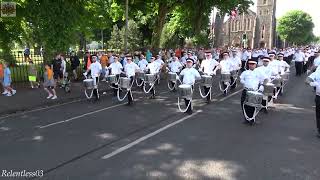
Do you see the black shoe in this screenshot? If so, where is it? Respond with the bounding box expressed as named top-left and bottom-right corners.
top-left (242, 120), bottom-right (249, 124)
top-left (249, 121), bottom-right (255, 126)
top-left (126, 101), bottom-right (133, 106)
top-left (317, 133), bottom-right (320, 138)
top-left (206, 100), bottom-right (211, 104)
top-left (186, 110), bottom-right (193, 115)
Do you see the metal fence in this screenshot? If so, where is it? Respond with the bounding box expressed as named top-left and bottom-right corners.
top-left (6, 50), bottom-right (107, 83)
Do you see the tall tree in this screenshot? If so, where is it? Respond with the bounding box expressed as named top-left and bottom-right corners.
top-left (277, 10), bottom-right (315, 45)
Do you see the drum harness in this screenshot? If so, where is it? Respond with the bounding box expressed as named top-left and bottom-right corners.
top-left (243, 88), bottom-right (263, 122)
top-left (177, 85), bottom-right (194, 113)
top-left (84, 74), bottom-right (99, 99)
top-left (143, 73), bottom-right (160, 94)
top-left (199, 74), bottom-right (212, 99)
top-left (117, 76), bottom-right (135, 102)
top-left (167, 71), bottom-right (182, 91)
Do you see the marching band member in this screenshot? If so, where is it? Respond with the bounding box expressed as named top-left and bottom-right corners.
top-left (147, 56), bottom-right (161, 99)
top-left (311, 51), bottom-right (320, 72)
top-left (168, 56), bottom-right (183, 90)
top-left (219, 51), bottom-right (233, 95)
top-left (277, 53), bottom-right (290, 74)
top-left (155, 55), bottom-right (165, 84)
top-left (241, 48), bottom-right (250, 71)
top-left (179, 58), bottom-right (201, 114)
top-left (293, 48), bottom-right (305, 76)
top-left (200, 51), bottom-right (219, 103)
top-left (124, 54), bottom-right (140, 105)
top-left (240, 60), bottom-right (265, 125)
top-left (138, 54), bottom-right (149, 72)
top-left (229, 50), bottom-right (242, 89)
top-left (109, 55), bottom-right (123, 96)
top-left (83, 55), bottom-right (102, 101)
top-left (306, 68), bottom-right (320, 138)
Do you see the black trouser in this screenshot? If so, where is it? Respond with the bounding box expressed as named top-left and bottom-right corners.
top-left (112, 74), bottom-right (120, 96)
top-left (203, 86), bottom-right (211, 102)
top-left (241, 61), bottom-right (246, 71)
top-left (316, 95), bottom-right (320, 133)
top-left (93, 77), bottom-right (99, 100)
top-left (295, 61), bottom-right (303, 76)
top-left (241, 89), bottom-right (255, 122)
top-left (230, 76), bottom-right (236, 89)
top-left (151, 85), bottom-right (156, 97)
top-left (127, 77), bottom-right (134, 104)
top-left (276, 82), bottom-right (283, 95)
top-left (222, 81), bottom-right (229, 95)
top-left (262, 96), bottom-right (272, 108)
top-left (284, 57), bottom-right (289, 65)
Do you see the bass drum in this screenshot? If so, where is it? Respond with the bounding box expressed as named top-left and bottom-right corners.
top-left (178, 84), bottom-right (193, 99)
top-left (245, 91), bottom-right (263, 107)
top-left (120, 77), bottom-right (131, 89)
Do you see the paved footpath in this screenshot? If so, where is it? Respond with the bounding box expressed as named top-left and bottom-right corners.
top-left (0, 72), bottom-right (319, 180)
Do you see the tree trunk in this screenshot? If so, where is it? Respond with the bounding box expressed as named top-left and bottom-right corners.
top-left (193, 0), bottom-right (205, 35)
top-left (151, 2), bottom-right (168, 49)
top-left (214, 12), bottom-right (225, 47)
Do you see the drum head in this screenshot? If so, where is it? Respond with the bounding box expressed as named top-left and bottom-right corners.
top-left (179, 84), bottom-right (191, 89)
top-left (83, 79), bottom-right (93, 82)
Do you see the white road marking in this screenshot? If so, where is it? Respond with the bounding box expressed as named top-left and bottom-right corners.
top-left (38, 103), bottom-right (127, 129)
top-left (100, 89), bottom-right (242, 160)
top-left (102, 110), bottom-right (201, 160)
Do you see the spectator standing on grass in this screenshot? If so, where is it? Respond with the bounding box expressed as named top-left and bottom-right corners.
top-left (24, 46), bottom-right (31, 62)
top-left (28, 60), bottom-right (40, 88)
top-left (0, 61), bottom-right (6, 94)
top-left (70, 51), bottom-right (80, 80)
top-left (2, 62), bottom-right (16, 96)
top-left (52, 54), bottom-right (63, 85)
top-left (43, 64), bottom-right (57, 99)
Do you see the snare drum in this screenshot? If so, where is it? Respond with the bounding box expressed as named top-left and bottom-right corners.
top-left (281, 73), bottom-right (289, 81)
top-left (264, 83), bottom-right (275, 96)
top-left (245, 91), bottom-right (263, 107)
top-left (136, 72), bottom-right (145, 80)
top-left (178, 84), bottom-right (193, 99)
top-left (272, 78), bottom-right (282, 87)
top-left (145, 74), bottom-right (156, 84)
top-left (83, 79), bottom-right (94, 89)
top-left (230, 70), bottom-right (238, 78)
top-left (168, 72), bottom-right (177, 82)
top-left (120, 77), bottom-right (131, 89)
top-left (107, 75), bottom-right (117, 84)
top-left (221, 73), bottom-right (231, 82)
top-left (201, 75), bottom-right (213, 87)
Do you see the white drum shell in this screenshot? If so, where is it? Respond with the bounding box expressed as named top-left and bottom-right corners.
top-left (281, 73), bottom-right (289, 81)
top-left (120, 77), bottom-right (131, 89)
top-left (178, 85), bottom-right (193, 99)
top-left (221, 74), bottom-right (231, 82)
top-left (272, 78), bottom-right (282, 87)
top-left (107, 75), bottom-right (117, 84)
top-left (83, 79), bottom-right (94, 89)
top-left (264, 83), bottom-right (275, 96)
top-left (145, 74), bottom-right (156, 84)
top-left (201, 75), bottom-right (213, 87)
top-left (168, 72), bottom-right (177, 82)
top-left (245, 91), bottom-right (263, 107)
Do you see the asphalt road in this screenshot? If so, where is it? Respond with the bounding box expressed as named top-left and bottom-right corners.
top-left (0, 71), bottom-right (319, 180)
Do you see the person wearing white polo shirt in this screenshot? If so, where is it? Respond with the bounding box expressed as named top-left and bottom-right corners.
top-left (84, 55), bottom-right (102, 100)
top-left (294, 48), bottom-right (305, 76)
top-left (124, 54), bottom-right (140, 105)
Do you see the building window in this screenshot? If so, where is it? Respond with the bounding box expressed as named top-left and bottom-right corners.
top-left (261, 25), bottom-right (265, 39)
top-left (247, 19), bottom-right (251, 30)
top-left (263, 0), bottom-right (267, 4)
top-left (260, 10), bottom-right (262, 15)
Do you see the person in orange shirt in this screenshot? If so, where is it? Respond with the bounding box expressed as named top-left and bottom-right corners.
top-left (43, 64), bottom-right (57, 99)
top-left (100, 52), bottom-right (108, 81)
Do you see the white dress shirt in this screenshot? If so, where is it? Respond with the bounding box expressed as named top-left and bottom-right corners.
top-left (294, 52), bottom-right (305, 62)
top-left (109, 61), bottom-right (123, 75)
top-left (240, 69), bottom-right (262, 90)
top-left (89, 61), bottom-right (102, 78)
top-left (147, 62), bottom-right (160, 74)
top-left (268, 60), bottom-right (281, 74)
top-left (169, 61), bottom-right (183, 73)
top-left (229, 56), bottom-right (241, 71)
top-left (200, 58), bottom-right (219, 75)
top-left (308, 70), bottom-right (320, 95)
top-left (278, 60), bottom-right (290, 74)
top-left (138, 59), bottom-right (149, 71)
top-left (219, 59), bottom-right (233, 74)
top-left (313, 57), bottom-right (320, 67)
top-left (180, 67), bottom-right (201, 85)
top-left (124, 62), bottom-right (140, 77)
